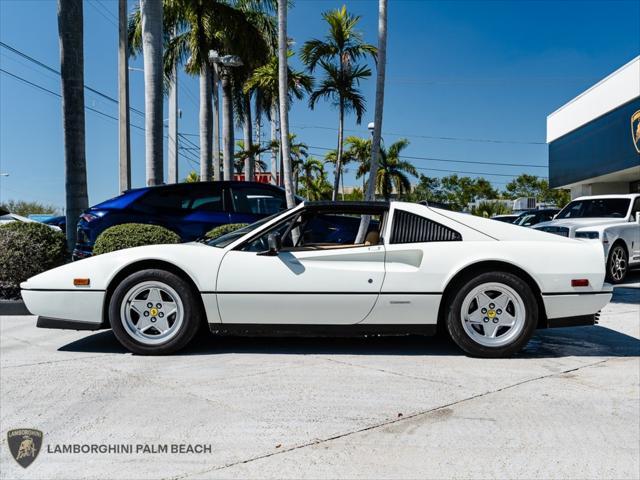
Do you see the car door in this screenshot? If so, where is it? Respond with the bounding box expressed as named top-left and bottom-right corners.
top-left (215, 209), bottom-right (386, 325)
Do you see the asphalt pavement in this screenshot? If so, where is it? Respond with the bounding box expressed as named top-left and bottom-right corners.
top-left (1, 275), bottom-right (638, 479)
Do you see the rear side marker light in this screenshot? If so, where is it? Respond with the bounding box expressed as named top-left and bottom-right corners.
top-left (74, 278), bottom-right (90, 286)
top-left (571, 279), bottom-right (589, 287)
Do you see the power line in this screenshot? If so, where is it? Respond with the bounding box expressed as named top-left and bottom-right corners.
top-left (291, 124), bottom-right (546, 146)
top-left (0, 67), bottom-right (196, 166)
top-left (0, 41), bottom-right (145, 118)
top-left (87, 0), bottom-right (118, 28)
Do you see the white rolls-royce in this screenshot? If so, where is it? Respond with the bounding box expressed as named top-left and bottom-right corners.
top-left (22, 201), bottom-right (612, 357)
top-left (535, 194), bottom-right (640, 283)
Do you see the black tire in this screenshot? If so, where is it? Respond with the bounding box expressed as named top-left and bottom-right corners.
top-left (109, 269), bottom-right (203, 355)
top-left (445, 271), bottom-right (538, 358)
top-left (606, 244), bottom-right (628, 284)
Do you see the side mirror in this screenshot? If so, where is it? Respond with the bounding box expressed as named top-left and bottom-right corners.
top-left (258, 232), bottom-right (281, 256)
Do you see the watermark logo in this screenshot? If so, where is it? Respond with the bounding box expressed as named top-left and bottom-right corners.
top-left (632, 110), bottom-right (640, 154)
top-left (7, 429), bottom-right (43, 468)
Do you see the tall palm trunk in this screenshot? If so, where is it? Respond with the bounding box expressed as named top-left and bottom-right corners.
top-left (221, 73), bottom-right (234, 180)
top-left (199, 67), bottom-right (212, 181)
top-left (243, 95), bottom-right (253, 181)
top-left (167, 38), bottom-right (178, 184)
top-left (332, 101), bottom-right (345, 201)
top-left (365, 0), bottom-right (387, 202)
top-left (58, 0), bottom-right (88, 251)
top-left (140, 0), bottom-right (163, 185)
top-left (270, 101), bottom-right (278, 185)
top-left (118, 0), bottom-right (131, 192)
top-left (356, 0), bottom-right (387, 243)
top-left (211, 66), bottom-right (221, 181)
top-left (277, 1), bottom-right (296, 209)
top-left (255, 96), bottom-right (262, 173)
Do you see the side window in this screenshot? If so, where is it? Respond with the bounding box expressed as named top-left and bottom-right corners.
top-left (137, 186), bottom-right (223, 213)
top-left (231, 186), bottom-right (286, 215)
top-left (390, 210), bottom-right (461, 244)
top-left (630, 198), bottom-right (640, 221)
top-left (242, 210), bottom-right (383, 252)
top-left (137, 188), bottom-right (188, 212)
top-left (182, 185), bottom-right (224, 212)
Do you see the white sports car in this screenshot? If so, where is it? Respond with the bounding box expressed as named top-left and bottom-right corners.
top-left (535, 194), bottom-right (640, 283)
top-left (22, 201), bottom-right (613, 357)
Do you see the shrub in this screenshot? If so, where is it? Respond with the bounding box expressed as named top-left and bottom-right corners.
top-left (93, 223), bottom-right (180, 255)
top-left (0, 222), bottom-right (68, 299)
top-left (205, 223), bottom-right (249, 240)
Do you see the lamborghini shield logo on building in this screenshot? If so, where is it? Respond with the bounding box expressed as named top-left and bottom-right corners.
top-left (7, 429), bottom-right (43, 468)
top-left (632, 109), bottom-right (640, 154)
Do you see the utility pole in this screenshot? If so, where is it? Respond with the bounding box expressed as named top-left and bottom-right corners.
top-left (167, 27), bottom-right (179, 184)
top-left (118, 0), bottom-right (131, 192)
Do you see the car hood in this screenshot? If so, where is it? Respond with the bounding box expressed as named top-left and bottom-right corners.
top-left (21, 242), bottom-right (223, 292)
top-left (535, 218), bottom-right (626, 229)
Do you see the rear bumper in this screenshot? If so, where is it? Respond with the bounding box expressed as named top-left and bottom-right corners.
top-left (547, 313), bottom-right (599, 329)
top-left (542, 289), bottom-right (612, 322)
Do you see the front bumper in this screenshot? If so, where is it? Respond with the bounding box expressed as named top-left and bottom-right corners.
top-left (21, 288), bottom-right (105, 326)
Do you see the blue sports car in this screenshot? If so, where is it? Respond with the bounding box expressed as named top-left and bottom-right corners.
top-left (73, 181), bottom-right (295, 259)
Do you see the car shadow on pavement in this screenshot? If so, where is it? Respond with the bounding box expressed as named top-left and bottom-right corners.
top-left (611, 287), bottom-right (640, 305)
top-left (59, 325), bottom-right (640, 358)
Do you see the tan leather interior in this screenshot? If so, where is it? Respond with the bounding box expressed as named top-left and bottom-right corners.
top-left (364, 230), bottom-right (380, 246)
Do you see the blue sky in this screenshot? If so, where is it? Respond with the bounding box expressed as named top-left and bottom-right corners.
top-left (1, 0), bottom-right (639, 210)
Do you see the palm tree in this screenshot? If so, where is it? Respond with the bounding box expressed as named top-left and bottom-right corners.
top-left (298, 157), bottom-right (324, 193)
top-left (244, 52), bottom-right (313, 185)
top-left (139, 0), bottom-right (164, 185)
top-left (345, 136), bottom-right (371, 191)
top-left (369, 139), bottom-right (417, 200)
top-left (301, 6), bottom-right (376, 201)
top-left (57, 0), bottom-right (89, 250)
top-left (365, 0), bottom-right (387, 202)
top-left (234, 140), bottom-right (269, 175)
top-left (277, 0), bottom-right (296, 209)
top-left (130, 0), bottom-right (273, 183)
top-left (183, 171), bottom-right (200, 183)
top-left (118, 0), bottom-right (131, 192)
top-left (301, 172), bottom-right (333, 201)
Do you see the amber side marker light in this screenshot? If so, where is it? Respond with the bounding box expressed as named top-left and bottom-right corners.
top-left (73, 278), bottom-right (90, 286)
top-left (571, 279), bottom-right (589, 287)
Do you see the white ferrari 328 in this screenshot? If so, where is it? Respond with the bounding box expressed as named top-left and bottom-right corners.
top-left (22, 201), bottom-right (613, 357)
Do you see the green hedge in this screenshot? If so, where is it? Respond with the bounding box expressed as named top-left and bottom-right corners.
top-left (205, 223), bottom-right (249, 240)
top-left (0, 222), bottom-right (68, 299)
top-left (93, 223), bottom-right (180, 255)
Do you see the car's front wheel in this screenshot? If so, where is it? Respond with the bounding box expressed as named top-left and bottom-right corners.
top-left (606, 244), bottom-right (628, 284)
top-left (109, 269), bottom-right (203, 355)
top-left (445, 271), bottom-right (538, 358)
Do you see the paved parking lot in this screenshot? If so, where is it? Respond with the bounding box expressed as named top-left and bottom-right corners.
top-left (1, 276), bottom-right (639, 480)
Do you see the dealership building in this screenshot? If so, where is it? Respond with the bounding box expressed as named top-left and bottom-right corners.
top-left (547, 56), bottom-right (640, 199)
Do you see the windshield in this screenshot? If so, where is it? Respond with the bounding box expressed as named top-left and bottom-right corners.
top-left (556, 198), bottom-right (630, 219)
top-left (206, 212), bottom-right (284, 248)
top-left (514, 213), bottom-right (535, 226)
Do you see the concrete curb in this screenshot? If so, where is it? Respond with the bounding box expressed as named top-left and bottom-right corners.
top-left (0, 300), bottom-right (30, 316)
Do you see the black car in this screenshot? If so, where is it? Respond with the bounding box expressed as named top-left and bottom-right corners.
top-left (74, 181), bottom-right (297, 259)
top-left (512, 208), bottom-right (560, 227)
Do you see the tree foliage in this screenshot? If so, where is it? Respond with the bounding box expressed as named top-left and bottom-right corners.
top-left (0, 200), bottom-right (60, 217)
top-left (93, 223), bottom-right (180, 255)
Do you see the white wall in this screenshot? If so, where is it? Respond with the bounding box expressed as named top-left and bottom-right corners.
top-left (547, 56), bottom-right (640, 142)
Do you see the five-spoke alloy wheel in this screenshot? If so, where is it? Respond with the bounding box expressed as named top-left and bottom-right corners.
top-left (446, 271), bottom-right (538, 357)
top-left (109, 269), bottom-right (203, 355)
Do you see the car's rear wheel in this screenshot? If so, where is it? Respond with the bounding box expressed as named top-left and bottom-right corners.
top-left (606, 244), bottom-right (628, 284)
top-left (109, 269), bottom-right (202, 355)
top-left (445, 271), bottom-right (538, 358)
